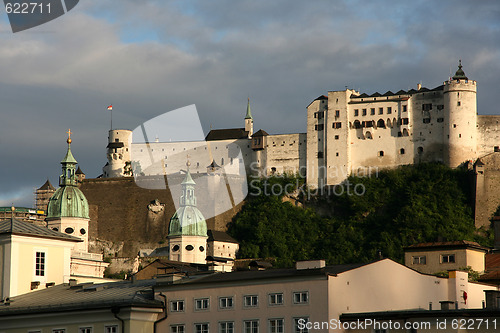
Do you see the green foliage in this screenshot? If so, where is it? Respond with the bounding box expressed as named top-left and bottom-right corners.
top-left (104, 269), bottom-right (129, 280)
top-left (228, 163), bottom-right (489, 267)
top-left (434, 266), bottom-right (480, 282)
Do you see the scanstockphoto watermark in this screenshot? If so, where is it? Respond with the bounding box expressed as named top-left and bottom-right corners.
top-left (248, 162), bottom-right (379, 199)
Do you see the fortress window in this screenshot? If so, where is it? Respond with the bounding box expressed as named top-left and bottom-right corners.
top-left (354, 120), bottom-right (362, 129)
top-left (335, 110), bottom-right (340, 117)
top-left (378, 151), bottom-right (384, 157)
top-left (453, 124), bottom-right (457, 128)
top-left (402, 118), bottom-right (409, 125)
top-left (398, 132), bottom-right (403, 137)
top-left (379, 107), bottom-right (383, 115)
top-left (317, 152), bottom-right (324, 158)
top-left (336, 152), bottom-right (339, 156)
top-left (362, 109), bottom-right (367, 116)
top-left (80, 228), bottom-right (86, 235)
top-left (186, 245), bottom-right (194, 251)
top-left (65, 227), bottom-right (74, 234)
top-left (199, 246), bottom-right (205, 252)
top-left (495, 146), bottom-right (500, 152)
top-left (387, 107), bottom-right (392, 114)
top-left (315, 124), bottom-right (324, 131)
top-left (403, 129), bottom-right (409, 136)
top-left (400, 148), bottom-right (405, 155)
top-left (370, 108), bottom-right (375, 115)
top-left (459, 134), bottom-right (461, 138)
top-left (333, 122), bottom-right (342, 129)
top-left (115, 139), bottom-right (119, 142)
top-left (423, 118), bottom-right (431, 124)
top-left (422, 104), bottom-right (432, 111)
top-left (377, 119), bottom-right (385, 128)
top-left (417, 147), bottom-right (424, 154)
top-left (402, 106), bottom-right (406, 112)
top-left (437, 118), bottom-right (444, 123)
top-left (335, 135), bottom-right (339, 140)
top-left (365, 132), bottom-right (372, 139)
top-left (457, 101), bottom-right (461, 106)
top-left (354, 109), bottom-right (359, 116)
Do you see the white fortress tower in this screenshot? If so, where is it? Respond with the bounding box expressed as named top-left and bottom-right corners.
top-left (102, 129), bottom-right (132, 178)
top-left (443, 60), bottom-right (477, 167)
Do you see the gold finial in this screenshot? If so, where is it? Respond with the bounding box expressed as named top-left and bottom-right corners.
top-left (67, 129), bottom-right (72, 144)
top-left (186, 154), bottom-right (191, 168)
top-left (10, 204), bottom-right (14, 218)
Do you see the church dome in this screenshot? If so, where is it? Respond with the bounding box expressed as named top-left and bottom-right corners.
top-left (168, 205), bottom-right (207, 237)
top-left (47, 186), bottom-right (89, 219)
top-left (168, 169), bottom-right (207, 237)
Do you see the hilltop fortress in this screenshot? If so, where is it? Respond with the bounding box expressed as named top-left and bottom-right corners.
top-left (92, 61), bottom-right (500, 237)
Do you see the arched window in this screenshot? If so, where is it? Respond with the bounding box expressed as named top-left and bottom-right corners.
top-left (403, 128), bottom-right (409, 136)
top-left (418, 146), bottom-right (424, 154)
top-left (365, 131), bottom-right (372, 139)
top-left (400, 148), bottom-right (405, 154)
top-left (387, 118), bottom-right (392, 128)
top-left (377, 119), bottom-right (386, 128)
top-left (354, 120), bottom-right (362, 129)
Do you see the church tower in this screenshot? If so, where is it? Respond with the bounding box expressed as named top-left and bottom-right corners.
top-left (443, 60), bottom-right (477, 167)
top-left (168, 162), bottom-right (208, 264)
top-left (46, 130), bottom-right (90, 252)
top-left (244, 98), bottom-right (253, 138)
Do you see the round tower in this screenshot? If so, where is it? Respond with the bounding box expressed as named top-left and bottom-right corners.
top-left (103, 129), bottom-right (132, 177)
top-left (46, 130), bottom-right (90, 252)
top-left (443, 60), bottom-right (477, 167)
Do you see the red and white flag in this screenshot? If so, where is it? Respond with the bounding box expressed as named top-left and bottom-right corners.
top-left (107, 105), bottom-right (113, 110)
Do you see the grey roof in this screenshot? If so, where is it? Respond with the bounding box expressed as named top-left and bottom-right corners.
top-left (205, 128), bottom-right (249, 141)
top-left (0, 217), bottom-right (82, 242)
top-left (163, 262), bottom-right (367, 287)
top-left (207, 230), bottom-right (239, 244)
top-left (0, 280), bottom-right (162, 316)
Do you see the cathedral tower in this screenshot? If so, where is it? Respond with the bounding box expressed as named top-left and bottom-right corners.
top-left (168, 163), bottom-right (208, 264)
top-left (46, 130), bottom-right (90, 252)
top-left (443, 60), bottom-right (477, 167)
top-left (244, 98), bottom-right (253, 138)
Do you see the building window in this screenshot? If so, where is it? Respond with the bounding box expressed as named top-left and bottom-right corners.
top-left (170, 325), bottom-right (185, 333)
top-left (52, 330), bottom-right (66, 333)
top-left (293, 292), bottom-right (309, 304)
top-left (423, 118), bottom-right (431, 124)
top-left (370, 108), bottom-right (375, 115)
top-left (378, 151), bottom-right (384, 157)
top-left (314, 111), bottom-right (324, 119)
top-left (335, 135), bottom-right (339, 140)
top-left (422, 103), bottom-right (432, 111)
top-left (105, 327), bottom-right (118, 333)
top-left (417, 147), bottom-right (424, 153)
top-left (244, 320), bottom-right (259, 333)
top-left (195, 323), bottom-right (209, 333)
top-left (354, 109), bottom-right (359, 116)
top-left (35, 252), bottom-right (45, 277)
top-left (269, 319), bottom-right (284, 333)
top-left (219, 321), bottom-right (234, 333)
top-left (314, 124), bottom-right (324, 131)
top-left (412, 256), bottom-right (426, 264)
top-left (244, 295), bottom-right (258, 307)
top-left (332, 122), bottom-right (342, 129)
top-left (457, 101), bottom-right (461, 106)
top-left (317, 152), bottom-right (323, 158)
top-left (362, 108), bottom-right (367, 116)
top-left (441, 254), bottom-right (455, 263)
top-left (335, 110), bottom-right (340, 117)
top-left (170, 300), bottom-right (185, 312)
top-left (437, 105), bottom-right (444, 110)
top-left (219, 296), bottom-right (234, 309)
top-left (400, 148), bottom-right (405, 155)
top-left (269, 293), bottom-right (284, 306)
top-left (437, 117), bottom-right (444, 122)
top-left (379, 107), bottom-right (383, 115)
top-left (402, 118), bottom-right (409, 125)
top-left (401, 106), bottom-right (406, 112)
top-left (79, 328), bottom-right (92, 333)
top-left (294, 318), bottom-right (310, 333)
top-left (195, 298), bottom-right (209, 311)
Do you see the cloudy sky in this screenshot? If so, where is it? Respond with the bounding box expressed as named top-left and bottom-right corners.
top-left (1, 0), bottom-right (499, 207)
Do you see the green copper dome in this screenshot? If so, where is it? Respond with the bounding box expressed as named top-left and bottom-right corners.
top-left (46, 131), bottom-right (89, 219)
top-left (452, 60), bottom-right (468, 80)
top-left (168, 169), bottom-right (207, 237)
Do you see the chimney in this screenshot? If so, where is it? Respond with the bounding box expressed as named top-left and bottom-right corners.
top-left (296, 260), bottom-right (326, 270)
top-left (439, 301), bottom-right (454, 310)
top-left (484, 290), bottom-right (500, 309)
top-left (69, 279), bottom-right (78, 287)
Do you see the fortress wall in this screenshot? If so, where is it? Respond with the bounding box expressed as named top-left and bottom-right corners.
top-left (80, 176), bottom-right (244, 257)
top-left (265, 133), bottom-right (306, 176)
top-left (477, 115), bottom-right (500, 157)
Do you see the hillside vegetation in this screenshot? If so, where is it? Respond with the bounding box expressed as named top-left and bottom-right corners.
top-left (227, 163), bottom-right (492, 268)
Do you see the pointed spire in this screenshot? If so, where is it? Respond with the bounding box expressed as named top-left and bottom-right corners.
top-left (61, 129), bottom-right (77, 164)
top-left (452, 59), bottom-right (468, 80)
top-left (245, 98), bottom-right (253, 120)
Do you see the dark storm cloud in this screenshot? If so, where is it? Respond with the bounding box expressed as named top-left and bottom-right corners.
top-left (0, 0), bottom-right (499, 206)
